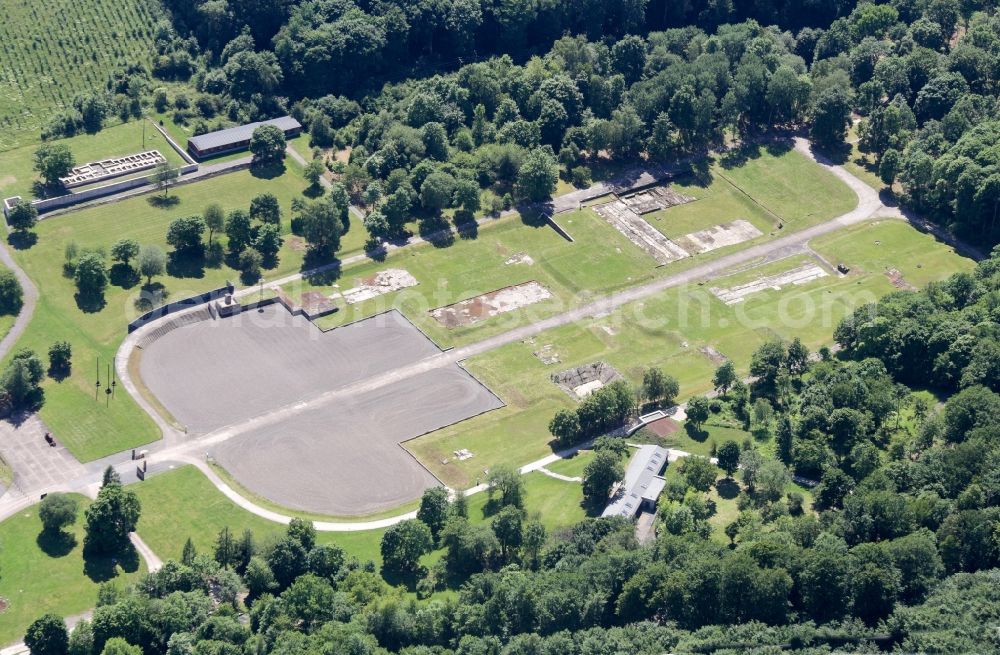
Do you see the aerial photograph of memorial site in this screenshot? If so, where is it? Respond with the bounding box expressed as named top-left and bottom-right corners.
top-left (1, 0), bottom-right (1000, 653)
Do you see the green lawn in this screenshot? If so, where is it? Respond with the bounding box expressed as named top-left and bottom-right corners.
top-left (811, 220), bottom-right (976, 288)
top-left (132, 466), bottom-right (385, 566)
top-left (0, 496), bottom-right (145, 646)
top-left (715, 145), bottom-right (857, 227)
top-left (0, 121), bottom-right (188, 201)
top-left (408, 219), bottom-right (973, 489)
top-left (8, 164), bottom-right (316, 461)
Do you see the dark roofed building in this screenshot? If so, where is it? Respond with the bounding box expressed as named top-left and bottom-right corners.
top-left (187, 116), bottom-right (302, 160)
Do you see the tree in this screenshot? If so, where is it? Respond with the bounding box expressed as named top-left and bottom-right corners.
top-left (39, 493), bottom-right (78, 534)
top-left (237, 247), bottom-right (263, 281)
top-left (548, 409), bottom-right (581, 447)
top-left (137, 245), bottom-right (166, 286)
top-left (74, 252), bottom-right (108, 299)
top-left (287, 517), bottom-right (316, 551)
top-left (420, 172), bottom-right (455, 212)
top-left (810, 86), bottom-right (853, 149)
top-left (0, 269), bottom-right (24, 315)
top-left (25, 614), bottom-right (69, 655)
top-left (417, 487), bottom-right (450, 541)
top-left (166, 216), bottom-right (205, 254)
top-left (83, 481), bottom-right (141, 555)
top-left (582, 450), bottom-right (624, 509)
top-left (203, 204), bottom-right (225, 245)
top-left (738, 448), bottom-right (765, 493)
top-left (686, 396), bottom-right (710, 430)
top-left (7, 201), bottom-right (39, 232)
top-left (151, 161), bottom-right (180, 196)
top-left (679, 455), bottom-right (716, 492)
top-left (642, 368), bottom-right (667, 405)
top-left (214, 526), bottom-right (237, 569)
top-left (101, 466), bottom-right (120, 487)
top-left (181, 538), bottom-right (197, 565)
top-left (490, 505), bottom-right (524, 559)
top-left (299, 200), bottom-right (342, 256)
top-left (380, 519), bottom-right (432, 578)
top-left (267, 536), bottom-right (308, 589)
top-left (879, 148), bottom-right (901, 186)
top-left (486, 465), bottom-right (524, 510)
top-left (250, 193), bottom-right (282, 225)
top-left (716, 441), bottom-right (740, 478)
top-left (516, 150), bottom-right (557, 202)
top-left (254, 223), bottom-right (282, 259)
top-left (713, 361), bottom-right (737, 395)
top-left (249, 124), bottom-right (286, 163)
top-left (304, 158), bottom-right (325, 188)
top-left (224, 209), bottom-right (253, 254)
top-left (453, 179), bottom-right (481, 215)
top-left (33, 144), bottom-right (75, 187)
top-left (99, 638), bottom-right (140, 655)
top-left (244, 556), bottom-right (277, 600)
top-left (110, 239), bottom-right (140, 267)
top-left (787, 337), bottom-right (809, 375)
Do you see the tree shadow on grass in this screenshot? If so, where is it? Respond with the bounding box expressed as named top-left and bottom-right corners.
top-left (302, 183), bottom-right (324, 199)
top-left (418, 216), bottom-right (455, 248)
top-left (166, 250), bottom-right (205, 279)
top-left (684, 423), bottom-right (709, 442)
top-left (808, 140), bottom-right (851, 166)
top-left (455, 216), bottom-right (478, 241)
top-left (83, 541), bottom-right (140, 583)
top-left (75, 291), bottom-right (107, 313)
top-left (250, 161), bottom-right (286, 180)
top-left (48, 364), bottom-right (71, 382)
top-left (37, 529), bottom-right (76, 557)
top-left (301, 252), bottom-right (341, 285)
top-left (134, 282), bottom-right (169, 313)
top-left (8, 230), bottom-right (37, 250)
top-left (109, 263), bottom-right (140, 289)
top-left (716, 477), bottom-right (740, 500)
top-left (364, 239), bottom-right (388, 262)
top-left (147, 195), bottom-right (180, 209)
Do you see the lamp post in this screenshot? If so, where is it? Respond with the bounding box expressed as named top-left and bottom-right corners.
top-left (95, 356), bottom-right (101, 401)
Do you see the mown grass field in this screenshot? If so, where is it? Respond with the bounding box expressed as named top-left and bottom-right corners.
top-left (8, 163), bottom-right (317, 461)
top-left (408, 219), bottom-right (973, 489)
top-left (0, 0), bottom-right (162, 151)
top-left (0, 121), bottom-right (188, 201)
top-left (0, 495), bottom-right (144, 646)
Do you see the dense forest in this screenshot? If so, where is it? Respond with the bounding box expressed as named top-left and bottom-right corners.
top-left (50, 0), bottom-right (1000, 246)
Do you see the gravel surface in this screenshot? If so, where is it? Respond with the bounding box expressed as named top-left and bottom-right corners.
top-left (139, 306), bottom-right (441, 433)
top-left (211, 366), bottom-right (502, 515)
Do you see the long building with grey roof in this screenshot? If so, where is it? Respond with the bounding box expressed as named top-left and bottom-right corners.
top-left (187, 116), bottom-right (302, 160)
top-left (601, 444), bottom-right (669, 519)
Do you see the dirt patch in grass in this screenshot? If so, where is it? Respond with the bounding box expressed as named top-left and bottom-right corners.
top-left (698, 345), bottom-right (728, 365)
top-left (885, 268), bottom-right (916, 290)
top-left (645, 417), bottom-right (681, 437)
top-left (430, 281), bottom-right (552, 328)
